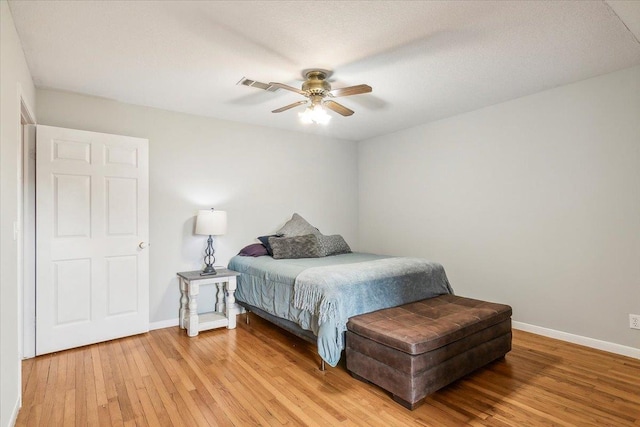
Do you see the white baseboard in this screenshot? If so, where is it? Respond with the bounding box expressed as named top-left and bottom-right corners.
top-left (7, 395), bottom-right (20, 427)
top-left (512, 321), bottom-right (640, 360)
top-left (149, 318), bottom-right (179, 330)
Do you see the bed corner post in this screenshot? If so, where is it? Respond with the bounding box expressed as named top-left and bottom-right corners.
top-left (320, 360), bottom-right (325, 371)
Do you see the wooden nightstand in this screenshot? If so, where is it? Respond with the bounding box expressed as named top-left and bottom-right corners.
top-left (177, 268), bottom-right (241, 337)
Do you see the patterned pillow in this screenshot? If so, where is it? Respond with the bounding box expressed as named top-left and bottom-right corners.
top-left (276, 213), bottom-right (321, 237)
top-left (268, 234), bottom-right (322, 259)
top-left (317, 234), bottom-right (351, 257)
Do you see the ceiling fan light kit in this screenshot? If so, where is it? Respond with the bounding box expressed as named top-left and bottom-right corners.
top-left (298, 104), bottom-right (331, 125)
top-left (238, 69), bottom-right (372, 125)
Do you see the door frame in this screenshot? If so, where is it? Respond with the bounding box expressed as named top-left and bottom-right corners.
top-left (19, 93), bottom-right (36, 359)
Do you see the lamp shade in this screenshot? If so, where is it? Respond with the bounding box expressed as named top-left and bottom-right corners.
top-left (195, 210), bottom-right (227, 236)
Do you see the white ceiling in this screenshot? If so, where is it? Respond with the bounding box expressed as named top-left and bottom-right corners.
top-left (8, 1), bottom-right (640, 142)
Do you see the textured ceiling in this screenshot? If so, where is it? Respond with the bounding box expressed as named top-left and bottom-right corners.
top-left (8, 1), bottom-right (640, 142)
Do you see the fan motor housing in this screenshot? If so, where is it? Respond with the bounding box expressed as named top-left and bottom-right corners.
top-left (302, 70), bottom-right (331, 95)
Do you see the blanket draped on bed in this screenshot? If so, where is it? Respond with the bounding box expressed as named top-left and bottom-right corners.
top-left (293, 257), bottom-right (453, 366)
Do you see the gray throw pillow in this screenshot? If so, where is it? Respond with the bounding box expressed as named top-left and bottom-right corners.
top-left (268, 234), bottom-right (322, 259)
top-left (276, 213), bottom-right (321, 237)
top-left (317, 234), bottom-right (352, 257)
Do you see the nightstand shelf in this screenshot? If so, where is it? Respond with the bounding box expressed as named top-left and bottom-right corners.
top-left (177, 268), bottom-right (241, 337)
top-left (198, 312), bottom-right (229, 330)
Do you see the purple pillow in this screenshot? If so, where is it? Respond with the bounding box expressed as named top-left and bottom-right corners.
top-left (238, 243), bottom-right (269, 257)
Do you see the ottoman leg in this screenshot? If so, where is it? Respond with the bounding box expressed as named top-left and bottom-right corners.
top-left (392, 395), bottom-right (424, 410)
top-left (350, 372), bottom-right (371, 384)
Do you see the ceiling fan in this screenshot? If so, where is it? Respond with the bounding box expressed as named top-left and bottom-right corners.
top-left (238, 69), bottom-right (372, 124)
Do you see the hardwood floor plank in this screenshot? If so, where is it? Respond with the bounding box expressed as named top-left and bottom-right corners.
top-left (137, 344), bottom-right (190, 427)
top-left (90, 345), bottom-right (108, 407)
top-left (135, 387), bottom-right (164, 427)
top-left (51, 353), bottom-right (67, 426)
top-left (17, 318), bottom-right (640, 426)
top-left (99, 343), bottom-right (117, 401)
top-left (189, 387), bottom-right (235, 427)
top-left (168, 357), bottom-right (197, 391)
top-left (125, 337), bottom-right (149, 385)
top-left (143, 334), bottom-right (176, 394)
top-left (63, 389), bottom-right (76, 427)
top-left (172, 379), bottom-right (216, 426)
top-left (72, 348), bottom-right (87, 426)
top-left (140, 375), bottom-right (183, 427)
top-left (64, 350), bottom-right (75, 392)
top-left (20, 358), bottom-right (36, 398)
top-left (106, 343), bottom-right (135, 423)
top-left (107, 398), bottom-right (124, 427)
top-left (83, 347), bottom-right (100, 426)
top-left (33, 355), bottom-right (51, 407)
top-left (97, 401), bottom-right (112, 427)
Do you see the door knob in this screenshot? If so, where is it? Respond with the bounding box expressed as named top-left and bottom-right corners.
top-left (138, 242), bottom-right (148, 249)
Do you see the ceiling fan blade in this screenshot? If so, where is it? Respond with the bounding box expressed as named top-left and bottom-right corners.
top-left (237, 77), bottom-right (278, 92)
top-left (271, 100), bottom-right (307, 113)
top-left (324, 100), bottom-right (354, 116)
top-left (268, 82), bottom-right (306, 95)
top-left (328, 84), bottom-right (372, 98)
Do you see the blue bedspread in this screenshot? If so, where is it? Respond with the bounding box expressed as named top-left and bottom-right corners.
top-left (228, 253), bottom-right (453, 367)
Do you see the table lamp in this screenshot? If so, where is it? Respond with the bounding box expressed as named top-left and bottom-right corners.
top-left (195, 209), bottom-right (227, 275)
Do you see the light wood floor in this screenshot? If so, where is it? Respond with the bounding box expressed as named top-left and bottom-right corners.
top-left (17, 314), bottom-right (640, 426)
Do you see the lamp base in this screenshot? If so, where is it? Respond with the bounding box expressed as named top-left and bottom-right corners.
top-left (200, 271), bottom-right (218, 276)
top-left (201, 235), bottom-right (217, 275)
top-left (200, 265), bottom-right (217, 276)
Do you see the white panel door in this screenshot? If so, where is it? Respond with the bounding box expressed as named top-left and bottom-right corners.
top-left (36, 125), bottom-right (149, 355)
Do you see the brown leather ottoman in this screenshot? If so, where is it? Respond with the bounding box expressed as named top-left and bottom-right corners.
top-left (346, 294), bottom-right (512, 409)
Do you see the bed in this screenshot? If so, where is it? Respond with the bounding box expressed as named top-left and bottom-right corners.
top-left (227, 252), bottom-right (453, 368)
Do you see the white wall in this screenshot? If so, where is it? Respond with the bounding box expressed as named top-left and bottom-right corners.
top-left (359, 65), bottom-right (640, 351)
top-left (35, 89), bottom-right (359, 323)
top-left (0, 1), bottom-right (36, 425)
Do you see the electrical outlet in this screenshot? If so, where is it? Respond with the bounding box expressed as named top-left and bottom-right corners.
top-left (630, 314), bottom-right (640, 330)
